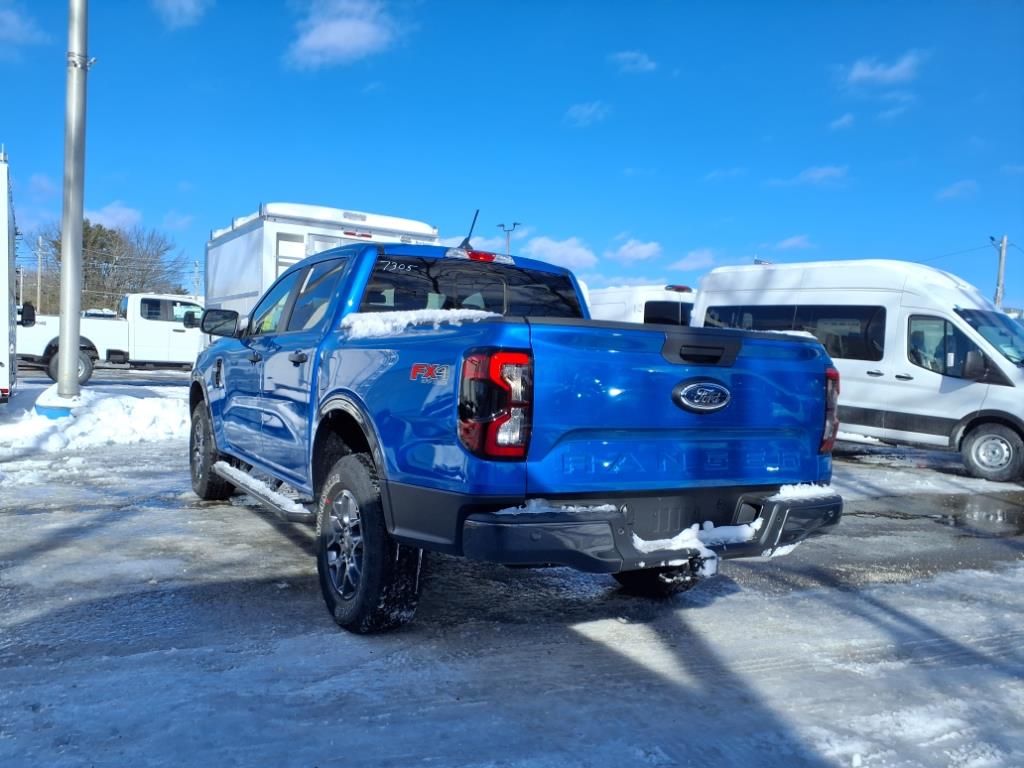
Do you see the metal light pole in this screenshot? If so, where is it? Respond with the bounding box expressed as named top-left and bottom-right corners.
top-left (498, 222), bottom-right (521, 258)
top-left (57, 0), bottom-right (91, 397)
top-left (992, 235), bottom-right (1008, 309)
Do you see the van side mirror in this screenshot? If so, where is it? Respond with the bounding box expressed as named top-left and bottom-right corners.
top-left (182, 311), bottom-right (199, 329)
top-left (963, 349), bottom-right (986, 380)
top-left (18, 302), bottom-right (36, 328)
top-left (200, 308), bottom-right (240, 338)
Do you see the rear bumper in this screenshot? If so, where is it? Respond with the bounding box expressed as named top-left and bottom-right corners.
top-left (460, 492), bottom-right (843, 574)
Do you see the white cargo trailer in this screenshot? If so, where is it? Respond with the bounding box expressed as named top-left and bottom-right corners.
top-left (1, 150), bottom-right (36, 404)
top-left (205, 202), bottom-right (440, 316)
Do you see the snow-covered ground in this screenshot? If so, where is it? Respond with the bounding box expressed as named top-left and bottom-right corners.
top-left (0, 372), bottom-right (1021, 767)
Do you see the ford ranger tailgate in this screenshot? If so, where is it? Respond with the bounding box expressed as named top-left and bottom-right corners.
top-left (525, 319), bottom-right (832, 495)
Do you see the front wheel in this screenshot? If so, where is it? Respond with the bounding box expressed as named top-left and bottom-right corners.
top-left (962, 424), bottom-right (1024, 482)
top-left (316, 453), bottom-right (423, 633)
top-left (46, 349), bottom-right (93, 385)
top-left (190, 403), bottom-right (234, 500)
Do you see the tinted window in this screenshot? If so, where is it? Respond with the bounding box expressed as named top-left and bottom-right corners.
top-left (250, 271), bottom-right (303, 336)
top-left (287, 259), bottom-right (347, 332)
top-left (908, 315), bottom-right (984, 378)
top-left (359, 256), bottom-right (583, 318)
top-left (140, 298), bottom-right (163, 321)
top-left (705, 304), bottom-right (886, 361)
top-left (644, 301), bottom-right (693, 326)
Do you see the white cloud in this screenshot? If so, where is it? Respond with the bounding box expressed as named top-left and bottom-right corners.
top-left (28, 173), bottom-right (58, 200)
top-left (565, 101), bottom-right (610, 127)
top-left (846, 51), bottom-right (923, 86)
top-left (287, 0), bottom-right (399, 69)
top-left (936, 180), bottom-right (978, 200)
top-left (162, 210), bottom-right (194, 231)
top-left (829, 113), bottom-right (854, 130)
top-left (521, 236), bottom-right (597, 269)
top-left (606, 238), bottom-right (661, 262)
top-left (768, 165), bottom-right (848, 186)
top-left (1002, 164), bottom-right (1024, 176)
top-left (877, 104), bottom-right (910, 120)
top-left (669, 248), bottom-right (715, 271)
top-left (610, 51), bottom-right (657, 74)
top-left (151, 0), bottom-right (212, 29)
top-left (703, 167), bottom-right (745, 181)
top-left (773, 234), bottom-right (815, 251)
top-left (580, 273), bottom-right (668, 289)
top-left (85, 201), bottom-right (143, 229)
top-left (0, 3), bottom-right (47, 48)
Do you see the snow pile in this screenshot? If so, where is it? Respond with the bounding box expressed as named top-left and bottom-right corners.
top-left (836, 430), bottom-right (884, 445)
top-left (494, 498), bottom-right (618, 516)
top-left (768, 483), bottom-right (836, 501)
top-left (632, 518), bottom-right (763, 556)
top-left (0, 385), bottom-right (189, 459)
top-left (341, 309), bottom-right (499, 339)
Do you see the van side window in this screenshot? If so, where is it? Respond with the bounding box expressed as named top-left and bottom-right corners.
top-left (705, 304), bottom-right (886, 361)
top-left (907, 316), bottom-right (983, 378)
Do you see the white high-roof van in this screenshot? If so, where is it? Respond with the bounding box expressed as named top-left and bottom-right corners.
top-left (588, 284), bottom-right (695, 325)
top-left (693, 259), bottom-right (1024, 482)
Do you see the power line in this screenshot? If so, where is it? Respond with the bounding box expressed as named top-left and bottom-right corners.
top-left (918, 244), bottom-right (992, 264)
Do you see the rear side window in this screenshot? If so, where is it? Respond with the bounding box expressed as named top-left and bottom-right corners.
top-left (359, 256), bottom-right (583, 318)
top-left (644, 300), bottom-right (693, 326)
top-left (705, 304), bottom-right (886, 361)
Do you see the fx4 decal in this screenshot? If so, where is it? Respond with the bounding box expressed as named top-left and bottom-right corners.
top-left (410, 363), bottom-right (450, 383)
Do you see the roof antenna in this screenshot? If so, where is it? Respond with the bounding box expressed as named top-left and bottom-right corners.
top-left (457, 209), bottom-right (479, 250)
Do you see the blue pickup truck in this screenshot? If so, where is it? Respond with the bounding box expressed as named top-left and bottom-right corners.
top-left (189, 243), bottom-right (842, 632)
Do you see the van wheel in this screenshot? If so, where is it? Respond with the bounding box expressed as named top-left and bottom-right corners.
top-left (962, 424), bottom-right (1024, 482)
top-left (46, 350), bottom-right (93, 385)
top-left (316, 454), bottom-right (424, 633)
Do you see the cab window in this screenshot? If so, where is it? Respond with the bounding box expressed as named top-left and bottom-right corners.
top-left (907, 316), bottom-right (983, 378)
top-left (287, 259), bottom-right (348, 332)
top-left (249, 271), bottom-right (303, 336)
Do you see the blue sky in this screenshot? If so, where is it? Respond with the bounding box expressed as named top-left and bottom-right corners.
top-left (2, 0), bottom-right (1022, 305)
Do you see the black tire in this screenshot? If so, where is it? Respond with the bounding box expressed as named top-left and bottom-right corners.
top-left (316, 453), bottom-right (423, 633)
top-left (613, 568), bottom-right (699, 598)
top-left (46, 349), bottom-right (93, 385)
top-left (190, 403), bottom-right (234, 500)
top-left (962, 424), bottom-right (1024, 482)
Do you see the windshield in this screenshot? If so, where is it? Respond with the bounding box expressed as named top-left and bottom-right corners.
top-left (954, 308), bottom-right (1024, 365)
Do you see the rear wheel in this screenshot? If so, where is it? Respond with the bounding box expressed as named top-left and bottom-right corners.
top-left (190, 403), bottom-right (234, 500)
top-left (613, 567), bottom-right (700, 598)
top-left (962, 424), bottom-right (1024, 482)
top-left (46, 349), bottom-right (93, 385)
top-left (316, 453), bottom-right (423, 633)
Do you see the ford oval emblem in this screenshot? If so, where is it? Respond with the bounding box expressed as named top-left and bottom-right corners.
top-left (673, 380), bottom-right (731, 413)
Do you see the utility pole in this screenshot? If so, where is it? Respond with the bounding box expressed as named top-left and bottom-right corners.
top-left (56, 0), bottom-right (92, 397)
top-left (193, 259), bottom-right (200, 297)
top-left (993, 235), bottom-right (1008, 309)
top-left (497, 222), bottom-right (521, 258)
top-left (35, 235), bottom-right (43, 311)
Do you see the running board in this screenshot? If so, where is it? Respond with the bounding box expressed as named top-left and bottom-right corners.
top-left (212, 461), bottom-right (316, 524)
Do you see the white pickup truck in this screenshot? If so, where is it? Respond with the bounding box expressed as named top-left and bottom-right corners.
top-left (17, 293), bottom-right (204, 384)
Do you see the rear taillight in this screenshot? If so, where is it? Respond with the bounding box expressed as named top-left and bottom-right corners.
top-left (458, 349), bottom-right (533, 460)
top-left (819, 367), bottom-right (840, 454)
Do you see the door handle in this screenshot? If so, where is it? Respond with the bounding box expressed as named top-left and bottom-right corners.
top-left (172, 329), bottom-right (186, 333)
top-left (894, 373), bottom-right (914, 381)
top-left (247, 351), bottom-right (262, 364)
top-left (288, 350), bottom-right (309, 365)
top-left (866, 370), bottom-right (884, 377)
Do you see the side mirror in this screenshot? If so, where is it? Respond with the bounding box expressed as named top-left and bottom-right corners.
top-left (963, 349), bottom-right (986, 381)
top-left (200, 308), bottom-right (240, 338)
top-left (18, 302), bottom-right (36, 328)
top-left (182, 311), bottom-right (199, 329)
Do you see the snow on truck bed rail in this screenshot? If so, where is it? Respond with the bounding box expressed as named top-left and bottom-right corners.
top-left (341, 309), bottom-right (499, 339)
top-left (0, 384), bottom-right (188, 459)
